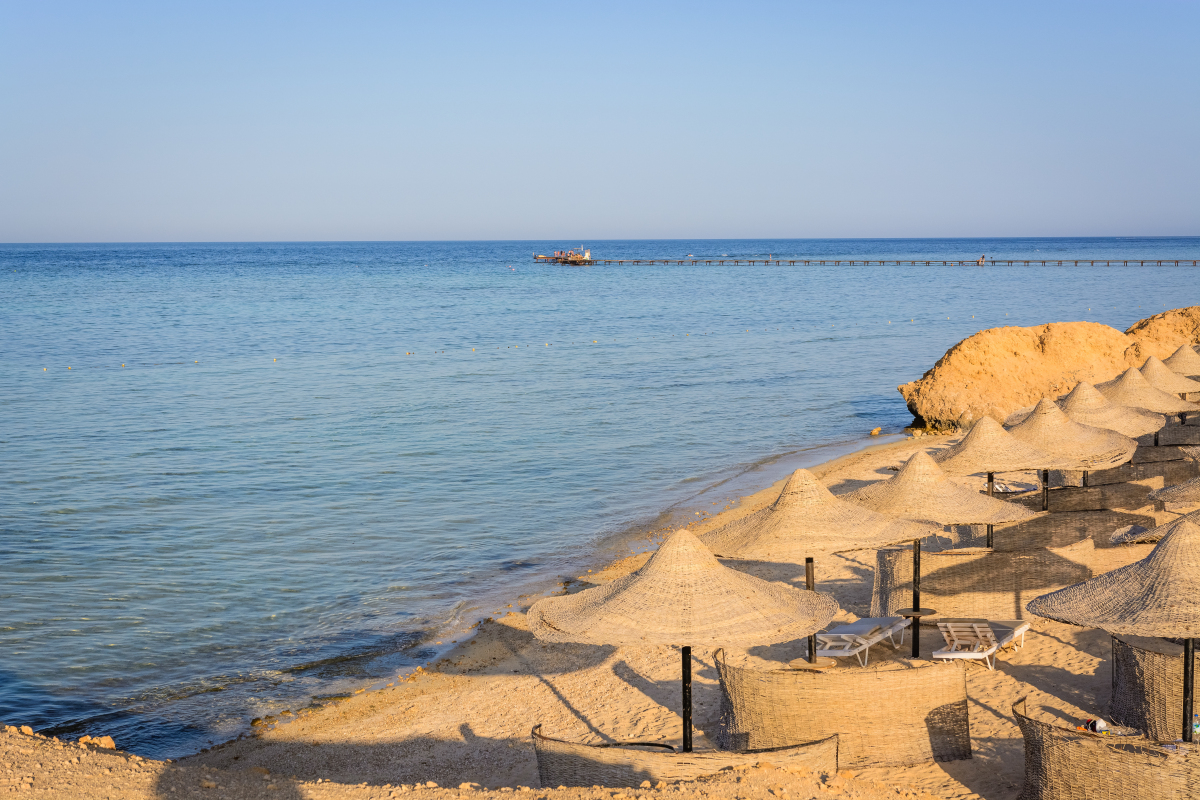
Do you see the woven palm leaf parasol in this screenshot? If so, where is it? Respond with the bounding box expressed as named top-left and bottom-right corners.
top-left (1027, 519), bottom-right (1200, 741)
top-left (1029, 519), bottom-right (1200, 635)
top-left (1004, 398), bottom-right (1137, 470)
top-left (1110, 509), bottom-right (1200, 545)
top-left (842, 451), bottom-right (1036, 526)
top-left (1163, 344), bottom-right (1200, 379)
top-left (1057, 381), bottom-right (1165, 439)
top-left (1096, 368), bottom-right (1199, 414)
top-left (1150, 476), bottom-right (1200, 506)
top-left (931, 416), bottom-right (1064, 475)
top-left (1141, 356), bottom-right (1200, 396)
top-left (698, 469), bottom-right (935, 560)
top-left (528, 529), bottom-right (838, 750)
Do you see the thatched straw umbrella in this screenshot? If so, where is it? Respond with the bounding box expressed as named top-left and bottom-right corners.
top-left (1097, 368), bottom-right (1199, 416)
top-left (1141, 356), bottom-right (1200, 398)
top-left (844, 451), bottom-right (1038, 527)
top-left (932, 416), bottom-right (1061, 475)
top-left (844, 451), bottom-right (1036, 653)
top-left (931, 416), bottom-right (1063, 546)
top-left (698, 468), bottom-right (934, 561)
top-left (1164, 344), bottom-right (1200, 379)
top-left (1057, 382), bottom-right (1165, 439)
top-left (1005, 398), bottom-right (1138, 507)
top-left (527, 530), bottom-right (838, 751)
top-left (1027, 519), bottom-right (1200, 741)
top-left (1110, 509), bottom-right (1200, 545)
top-left (1150, 476), bottom-right (1200, 507)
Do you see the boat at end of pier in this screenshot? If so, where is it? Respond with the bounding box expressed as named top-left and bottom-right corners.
top-left (534, 247), bottom-right (592, 265)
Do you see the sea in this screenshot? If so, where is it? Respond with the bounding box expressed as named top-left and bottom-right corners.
top-left (2, 237), bottom-right (1198, 758)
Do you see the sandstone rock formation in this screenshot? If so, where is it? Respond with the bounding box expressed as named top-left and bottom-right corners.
top-left (899, 307), bottom-right (1200, 431)
top-left (1124, 306), bottom-right (1200, 359)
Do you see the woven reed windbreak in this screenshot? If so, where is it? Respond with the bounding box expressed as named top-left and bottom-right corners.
top-left (1164, 345), bottom-right (1200, 379)
top-left (1110, 635), bottom-right (1200, 741)
top-left (975, 509), bottom-right (1155, 551)
top-left (1012, 697), bottom-right (1200, 800)
top-left (712, 652), bottom-right (970, 767)
top-left (529, 725), bottom-right (838, 788)
top-left (1143, 356), bottom-right (1200, 396)
top-left (1005, 399), bottom-right (1138, 470)
top-left (871, 540), bottom-right (1103, 620)
top-left (1097, 368), bottom-right (1199, 415)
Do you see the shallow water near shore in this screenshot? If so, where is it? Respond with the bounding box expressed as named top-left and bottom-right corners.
top-left (2, 236), bottom-right (1198, 757)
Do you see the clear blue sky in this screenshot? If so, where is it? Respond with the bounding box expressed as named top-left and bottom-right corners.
top-left (2, 1), bottom-right (1197, 242)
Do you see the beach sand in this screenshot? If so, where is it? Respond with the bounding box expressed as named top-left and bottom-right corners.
top-left (5, 434), bottom-right (1185, 799)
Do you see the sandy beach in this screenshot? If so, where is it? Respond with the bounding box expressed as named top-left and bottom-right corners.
top-left (8, 424), bottom-right (1191, 800)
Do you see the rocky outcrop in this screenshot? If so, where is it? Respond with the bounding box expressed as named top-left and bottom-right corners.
top-left (900, 308), bottom-right (1200, 431)
top-left (1124, 306), bottom-right (1200, 359)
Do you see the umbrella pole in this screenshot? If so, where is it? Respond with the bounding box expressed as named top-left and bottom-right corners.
top-left (1083, 470), bottom-right (1089, 488)
top-left (682, 646), bottom-right (693, 752)
top-left (806, 557), bottom-right (817, 664)
top-left (912, 539), bottom-right (922, 658)
top-left (1041, 469), bottom-right (1049, 511)
top-left (986, 472), bottom-right (994, 548)
top-left (1185, 638), bottom-right (1195, 743)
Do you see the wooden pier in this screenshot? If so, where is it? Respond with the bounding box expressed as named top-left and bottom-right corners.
top-left (534, 258), bottom-right (1199, 267)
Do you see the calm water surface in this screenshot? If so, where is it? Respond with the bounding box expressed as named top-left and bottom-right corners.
top-left (2, 237), bottom-right (1198, 756)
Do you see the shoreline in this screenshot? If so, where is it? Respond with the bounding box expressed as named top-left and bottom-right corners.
top-left (3, 421), bottom-right (1176, 799)
top-left (191, 432), bottom-right (939, 749)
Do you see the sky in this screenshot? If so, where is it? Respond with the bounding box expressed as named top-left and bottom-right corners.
top-left (1, 1), bottom-right (1198, 242)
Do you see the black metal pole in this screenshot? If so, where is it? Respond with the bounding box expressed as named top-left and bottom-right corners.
top-left (1155, 431), bottom-right (1160, 447)
top-left (806, 557), bottom-right (817, 664)
top-left (912, 539), bottom-right (922, 658)
top-left (1083, 470), bottom-right (1089, 488)
top-left (1185, 638), bottom-right (1195, 743)
top-left (1042, 469), bottom-right (1049, 511)
top-left (986, 472), bottom-right (994, 548)
top-left (682, 646), bottom-right (693, 752)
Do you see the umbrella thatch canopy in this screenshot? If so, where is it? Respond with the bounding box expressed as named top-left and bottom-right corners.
top-left (1030, 518), bottom-right (1200, 742)
top-left (1164, 344), bottom-right (1200, 379)
top-left (1027, 519), bottom-right (1200, 638)
top-left (1097, 368), bottom-right (1199, 414)
top-left (1150, 476), bottom-right (1200, 506)
top-left (1004, 398), bottom-right (1137, 470)
top-left (931, 416), bottom-right (1064, 475)
top-left (1005, 384), bottom-right (1165, 438)
top-left (1057, 381), bottom-right (1165, 439)
top-left (528, 529), bottom-right (838, 752)
top-left (842, 451), bottom-right (1037, 526)
top-left (1141, 356), bottom-right (1200, 396)
top-left (698, 469), bottom-right (934, 560)
top-left (528, 529), bottom-right (838, 647)
top-left (1110, 510), bottom-right (1200, 545)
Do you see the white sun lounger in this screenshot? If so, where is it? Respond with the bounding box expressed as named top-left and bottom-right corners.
top-left (814, 616), bottom-right (909, 666)
top-left (932, 619), bottom-right (1031, 670)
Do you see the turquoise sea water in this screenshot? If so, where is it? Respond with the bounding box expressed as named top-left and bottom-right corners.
top-left (3, 237), bottom-right (1199, 757)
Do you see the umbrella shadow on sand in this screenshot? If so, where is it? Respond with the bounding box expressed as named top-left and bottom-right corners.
top-left (914, 547), bottom-right (1092, 620)
top-left (822, 463), bottom-right (904, 496)
top-left (610, 658), bottom-right (723, 738)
